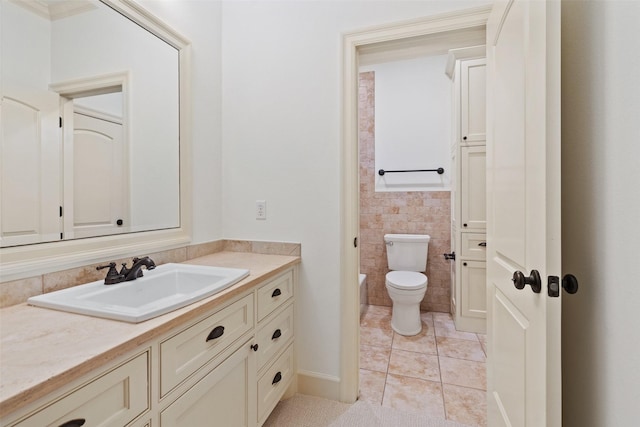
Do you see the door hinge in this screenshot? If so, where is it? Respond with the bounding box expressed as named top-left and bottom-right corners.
top-left (59, 117), bottom-right (63, 128)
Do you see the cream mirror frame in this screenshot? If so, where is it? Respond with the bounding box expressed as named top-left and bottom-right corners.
top-left (0, 0), bottom-right (191, 282)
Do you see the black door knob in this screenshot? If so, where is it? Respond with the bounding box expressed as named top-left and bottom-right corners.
top-left (512, 270), bottom-right (542, 293)
top-left (562, 274), bottom-right (579, 294)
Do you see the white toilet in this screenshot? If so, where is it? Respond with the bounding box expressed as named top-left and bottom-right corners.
top-left (384, 233), bottom-right (430, 336)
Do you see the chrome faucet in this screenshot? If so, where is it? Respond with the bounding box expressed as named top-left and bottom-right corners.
top-left (97, 256), bottom-right (156, 285)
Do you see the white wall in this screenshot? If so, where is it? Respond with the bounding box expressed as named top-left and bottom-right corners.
top-left (361, 55), bottom-right (452, 192)
top-left (1, 1), bottom-right (51, 90)
top-left (220, 0), bottom-right (489, 383)
top-left (562, 0), bottom-right (640, 425)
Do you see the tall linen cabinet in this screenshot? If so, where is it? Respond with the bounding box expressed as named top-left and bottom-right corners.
top-left (446, 46), bottom-right (487, 333)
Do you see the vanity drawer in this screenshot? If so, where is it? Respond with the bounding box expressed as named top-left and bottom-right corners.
top-left (257, 270), bottom-right (293, 321)
top-left (255, 303), bottom-right (294, 370)
top-left (160, 294), bottom-right (254, 396)
top-left (460, 233), bottom-right (487, 261)
top-left (13, 352), bottom-right (149, 427)
top-left (257, 344), bottom-right (294, 425)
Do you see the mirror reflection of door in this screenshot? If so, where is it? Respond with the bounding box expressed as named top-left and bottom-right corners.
top-left (0, 88), bottom-right (62, 246)
top-left (69, 92), bottom-right (128, 239)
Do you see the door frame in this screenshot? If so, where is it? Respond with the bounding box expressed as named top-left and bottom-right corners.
top-left (339, 5), bottom-right (492, 402)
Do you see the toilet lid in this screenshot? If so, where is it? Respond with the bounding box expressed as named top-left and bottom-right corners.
top-left (386, 271), bottom-right (427, 290)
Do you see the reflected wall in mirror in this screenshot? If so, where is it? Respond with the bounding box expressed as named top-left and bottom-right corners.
top-left (0, 0), bottom-right (180, 248)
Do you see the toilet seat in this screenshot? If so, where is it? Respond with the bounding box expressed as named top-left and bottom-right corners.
top-left (385, 271), bottom-right (427, 290)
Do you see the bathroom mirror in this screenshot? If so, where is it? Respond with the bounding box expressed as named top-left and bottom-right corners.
top-left (0, 0), bottom-right (191, 280)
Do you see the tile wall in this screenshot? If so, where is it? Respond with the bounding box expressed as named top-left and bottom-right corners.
top-left (359, 71), bottom-right (451, 313)
top-left (0, 240), bottom-right (301, 308)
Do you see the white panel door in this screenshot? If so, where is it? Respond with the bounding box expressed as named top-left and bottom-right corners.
top-left (71, 112), bottom-right (126, 239)
top-left (486, 1), bottom-right (561, 426)
top-left (0, 89), bottom-right (61, 247)
top-left (460, 58), bottom-right (486, 143)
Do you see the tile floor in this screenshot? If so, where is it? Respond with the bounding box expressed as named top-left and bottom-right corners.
top-left (359, 305), bottom-right (487, 427)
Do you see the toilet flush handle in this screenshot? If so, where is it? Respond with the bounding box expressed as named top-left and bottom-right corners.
top-left (443, 252), bottom-right (455, 261)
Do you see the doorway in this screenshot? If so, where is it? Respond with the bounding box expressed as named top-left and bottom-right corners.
top-left (339, 5), bottom-right (492, 404)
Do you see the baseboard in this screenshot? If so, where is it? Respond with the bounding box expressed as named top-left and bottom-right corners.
top-left (296, 369), bottom-right (341, 401)
top-left (453, 315), bottom-right (486, 334)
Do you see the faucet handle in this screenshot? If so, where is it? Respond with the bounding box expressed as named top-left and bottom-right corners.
top-left (119, 263), bottom-right (131, 276)
top-left (96, 262), bottom-right (124, 285)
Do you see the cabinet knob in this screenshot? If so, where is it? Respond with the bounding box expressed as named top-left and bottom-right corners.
top-left (463, 223), bottom-right (468, 227)
top-left (251, 343), bottom-right (259, 351)
top-left (271, 288), bottom-right (282, 298)
top-left (272, 329), bottom-right (282, 340)
top-left (463, 136), bottom-right (468, 141)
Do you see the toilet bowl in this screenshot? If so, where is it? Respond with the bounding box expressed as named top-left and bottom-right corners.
top-left (386, 271), bottom-right (428, 335)
top-left (384, 234), bottom-right (430, 336)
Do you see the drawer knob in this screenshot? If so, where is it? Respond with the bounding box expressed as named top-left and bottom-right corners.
top-left (463, 223), bottom-right (468, 227)
top-left (251, 343), bottom-right (259, 351)
top-left (271, 288), bottom-right (282, 298)
top-left (478, 242), bottom-right (487, 247)
top-left (272, 329), bottom-right (282, 340)
top-left (272, 371), bottom-right (282, 385)
top-left (59, 420), bottom-right (86, 427)
top-left (206, 325), bottom-right (225, 342)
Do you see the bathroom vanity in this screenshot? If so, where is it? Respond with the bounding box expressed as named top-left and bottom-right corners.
top-left (0, 252), bottom-right (299, 427)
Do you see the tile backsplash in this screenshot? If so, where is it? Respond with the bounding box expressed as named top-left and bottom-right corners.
top-left (0, 239), bottom-right (300, 308)
top-left (359, 71), bottom-right (451, 313)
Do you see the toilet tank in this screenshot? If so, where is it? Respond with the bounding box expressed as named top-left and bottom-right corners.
top-left (384, 234), bottom-right (430, 272)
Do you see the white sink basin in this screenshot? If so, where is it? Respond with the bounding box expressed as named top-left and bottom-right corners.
top-left (27, 263), bottom-right (250, 323)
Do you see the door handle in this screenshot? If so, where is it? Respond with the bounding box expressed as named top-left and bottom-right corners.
top-left (512, 270), bottom-right (542, 293)
top-left (548, 274), bottom-right (580, 297)
top-left (562, 274), bottom-right (579, 294)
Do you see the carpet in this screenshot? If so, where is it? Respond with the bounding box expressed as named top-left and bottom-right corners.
top-left (262, 394), bottom-right (473, 427)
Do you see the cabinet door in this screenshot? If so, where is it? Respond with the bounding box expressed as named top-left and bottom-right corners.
top-left (160, 340), bottom-right (256, 427)
top-left (460, 260), bottom-right (486, 319)
top-left (460, 146), bottom-right (486, 231)
top-left (460, 58), bottom-right (486, 144)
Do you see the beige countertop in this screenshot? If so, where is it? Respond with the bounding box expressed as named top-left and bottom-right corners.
top-left (0, 251), bottom-right (300, 417)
